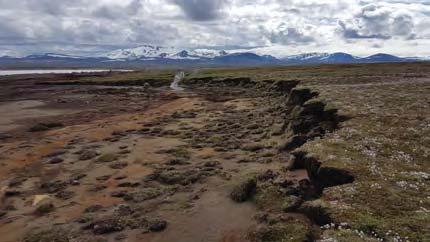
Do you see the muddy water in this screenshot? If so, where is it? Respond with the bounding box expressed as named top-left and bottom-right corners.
top-left (0, 69), bottom-right (130, 76)
top-left (0, 100), bottom-right (72, 132)
top-left (146, 188), bottom-right (256, 242)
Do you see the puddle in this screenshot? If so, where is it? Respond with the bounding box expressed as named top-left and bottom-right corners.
top-left (0, 100), bottom-right (72, 132)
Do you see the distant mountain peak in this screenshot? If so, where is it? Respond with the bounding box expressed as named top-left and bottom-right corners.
top-left (2, 45), bottom-right (427, 67)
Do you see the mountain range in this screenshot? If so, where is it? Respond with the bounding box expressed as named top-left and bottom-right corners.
top-left (0, 45), bottom-right (428, 69)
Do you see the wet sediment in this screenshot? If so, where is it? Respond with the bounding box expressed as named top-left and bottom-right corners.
top-left (0, 76), bottom-right (355, 242)
top-left (184, 77), bottom-right (355, 240)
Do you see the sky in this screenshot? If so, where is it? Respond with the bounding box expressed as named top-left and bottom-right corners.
top-left (0, 0), bottom-right (429, 57)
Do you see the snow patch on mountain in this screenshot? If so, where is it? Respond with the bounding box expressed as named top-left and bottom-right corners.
top-left (104, 45), bottom-right (229, 60)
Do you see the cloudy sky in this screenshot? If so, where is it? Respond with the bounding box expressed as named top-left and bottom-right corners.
top-left (0, 0), bottom-right (429, 57)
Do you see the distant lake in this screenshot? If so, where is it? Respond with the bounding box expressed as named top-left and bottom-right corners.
top-left (0, 69), bottom-right (132, 76)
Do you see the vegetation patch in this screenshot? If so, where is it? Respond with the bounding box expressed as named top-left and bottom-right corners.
top-left (29, 122), bottom-right (63, 132)
top-left (230, 176), bottom-right (257, 202)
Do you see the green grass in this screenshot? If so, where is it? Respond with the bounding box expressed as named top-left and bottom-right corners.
top-left (186, 62), bottom-right (430, 240)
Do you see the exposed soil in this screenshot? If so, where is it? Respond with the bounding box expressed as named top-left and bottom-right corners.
top-left (0, 73), bottom-right (354, 242)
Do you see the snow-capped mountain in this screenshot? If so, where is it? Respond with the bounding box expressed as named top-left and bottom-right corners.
top-left (26, 53), bottom-right (90, 60)
top-left (105, 45), bottom-right (177, 60)
top-left (283, 52), bottom-right (330, 61)
top-left (104, 45), bottom-right (229, 60)
top-left (1, 44), bottom-right (428, 69)
top-left (282, 52), bottom-right (361, 64)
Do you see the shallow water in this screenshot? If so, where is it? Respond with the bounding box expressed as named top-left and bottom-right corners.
top-left (170, 71), bottom-right (185, 91)
top-left (0, 69), bottom-right (130, 76)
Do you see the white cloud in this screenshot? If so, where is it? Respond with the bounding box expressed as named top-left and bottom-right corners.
top-left (0, 0), bottom-right (429, 56)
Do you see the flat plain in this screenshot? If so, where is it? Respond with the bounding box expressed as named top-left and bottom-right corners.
top-left (0, 63), bottom-right (429, 242)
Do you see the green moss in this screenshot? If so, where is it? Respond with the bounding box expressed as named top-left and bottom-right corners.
top-left (254, 183), bottom-right (283, 210)
top-left (23, 227), bottom-right (70, 242)
top-left (96, 153), bottom-right (118, 163)
top-left (35, 203), bottom-right (55, 215)
top-left (354, 213), bottom-right (383, 234)
top-left (249, 219), bottom-right (312, 242)
top-left (29, 122), bottom-right (63, 132)
top-left (165, 147), bottom-right (191, 160)
top-left (230, 176), bottom-right (257, 202)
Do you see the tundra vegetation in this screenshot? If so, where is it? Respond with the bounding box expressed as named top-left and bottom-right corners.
top-left (0, 62), bottom-right (429, 242)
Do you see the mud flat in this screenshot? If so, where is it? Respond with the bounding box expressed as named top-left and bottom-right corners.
top-left (0, 64), bottom-right (429, 242)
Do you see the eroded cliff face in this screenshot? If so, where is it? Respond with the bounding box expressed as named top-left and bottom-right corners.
top-left (184, 77), bottom-right (355, 240)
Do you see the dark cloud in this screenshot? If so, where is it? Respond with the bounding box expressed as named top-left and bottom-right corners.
top-left (24, 0), bottom-right (86, 15)
top-left (172, 0), bottom-right (228, 21)
top-left (92, 0), bottom-right (142, 19)
top-left (338, 4), bottom-right (415, 40)
top-left (268, 25), bottom-right (315, 45)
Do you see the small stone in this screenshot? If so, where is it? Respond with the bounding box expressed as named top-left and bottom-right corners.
top-left (84, 205), bottom-right (103, 213)
top-left (4, 190), bottom-right (21, 197)
top-left (79, 150), bottom-right (98, 160)
top-left (148, 220), bottom-right (167, 232)
top-left (89, 219), bottom-right (125, 234)
top-left (48, 157), bottom-right (64, 164)
top-left (111, 191), bottom-right (127, 198)
top-left (55, 190), bottom-right (75, 200)
top-left (109, 162), bottom-right (128, 170)
top-left (204, 161), bottom-right (221, 167)
top-left (35, 203), bottom-right (55, 215)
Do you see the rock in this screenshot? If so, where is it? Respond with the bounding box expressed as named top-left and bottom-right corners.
top-left (48, 157), bottom-right (64, 164)
top-left (118, 150), bottom-right (131, 155)
top-left (230, 177), bottom-right (257, 202)
top-left (204, 161), bottom-right (221, 167)
top-left (96, 153), bottom-right (118, 163)
top-left (109, 162), bottom-right (128, 169)
top-left (257, 170), bottom-right (279, 181)
top-left (115, 233), bottom-right (127, 241)
top-left (89, 185), bottom-right (107, 192)
top-left (32, 194), bottom-right (51, 206)
top-left (148, 220), bottom-right (167, 232)
top-left (35, 202), bottom-right (55, 215)
top-left (114, 204), bottom-right (134, 216)
top-left (123, 188), bottom-right (162, 202)
top-left (8, 177), bottom-right (27, 187)
top-left (0, 134), bottom-right (12, 140)
top-left (165, 158), bottom-right (189, 166)
top-left (242, 143), bottom-right (265, 152)
top-left (157, 170), bottom-right (202, 185)
top-left (114, 175), bottom-right (127, 180)
top-left (4, 205), bottom-right (16, 211)
top-left (4, 190), bottom-right (21, 197)
top-left (70, 174), bottom-right (86, 181)
top-left (298, 200), bottom-right (331, 226)
top-left (281, 196), bottom-right (303, 212)
top-left (45, 150), bottom-right (67, 158)
top-left (110, 191), bottom-right (128, 198)
top-left (95, 175), bottom-right (111, 181)
top-left (79, 150), bottom-right (98, 160)
top-left (55, 190), bottom-right (75, 200)
top-left (40, 181), bottom-right (67, 193)
top-left (29, 122), bottom-right (63, 132)
top-left (84, 205), bottom-right (103, 213)
top-left (22, 227), bottom-right (70, 242)
top-left (315, 167), bottom-right (354, 188)
top-left (88, 218), bottom-right (125, 234)
top-left (117, 182), bottom-right (140, 188)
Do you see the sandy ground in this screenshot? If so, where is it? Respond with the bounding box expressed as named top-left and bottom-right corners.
top-left (0, 75), bottom-right (273, 242)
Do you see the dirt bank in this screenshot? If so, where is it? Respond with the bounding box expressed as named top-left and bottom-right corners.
top-left (0, 73), bottom-right (354, 242)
